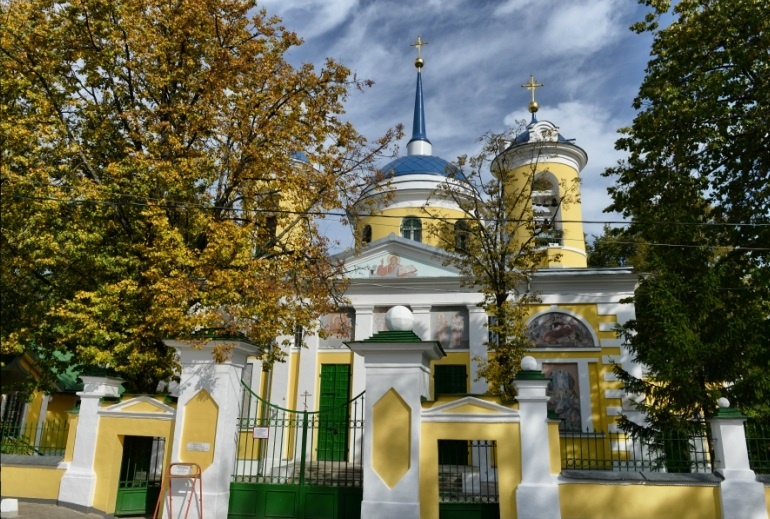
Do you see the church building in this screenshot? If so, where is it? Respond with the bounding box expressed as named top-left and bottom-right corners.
top-left (245, 40), bottom-right (641, 437)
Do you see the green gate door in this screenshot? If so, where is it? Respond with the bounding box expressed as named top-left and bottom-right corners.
top-left (229, 380), bottom-right (364, 519)
top-left (317, 364), bottom-right (350, 461)
top-left (115, 436), bottom-right (165, 516)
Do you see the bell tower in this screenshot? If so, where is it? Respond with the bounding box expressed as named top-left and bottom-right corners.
top-left (493, 75), bottom-right (588, 268)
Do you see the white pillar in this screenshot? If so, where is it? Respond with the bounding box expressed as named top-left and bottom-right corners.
top-left (410, 304), bottom-right (431, 340)
top-left (346, 306), bottom-right (445, 519)
top-left (513, 357), bottom-right (561, 519)
top-left (467, 305), bottom-right (488, 394)
top-left (164, 339), bottom-right (259, 519)
top-left (58, 375), bottom-right (123, 511)
top-left (710, 399), bottom-right (768, 519)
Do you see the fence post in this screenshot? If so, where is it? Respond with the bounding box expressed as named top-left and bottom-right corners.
top-left (58, 375), bottom-right (124, 511)
top-left (164, 338), bottom-right (260, 519)
top-left (709, 398), bottom-right (768, 519)
top-left (513, 356), bottom-right (561, 519)
top-left (346, 306), bottom-right (445, 519)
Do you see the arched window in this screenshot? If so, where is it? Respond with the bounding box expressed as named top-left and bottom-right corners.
top-left (532, 174), bottom-right (562, 246)
top-left (400, 216), bottom-right (422, 242)
top-left (454, 220), bottom-right (469, 252)
top-left (361, 225), bottom-right (372, 244)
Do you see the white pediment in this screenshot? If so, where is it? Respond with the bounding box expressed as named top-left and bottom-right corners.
top-left (422, 396), bottom-right (520, 423)
top-left (99, 395), bottom-right (176, 420)
top-left (339, 234), bottom-right (460, 279)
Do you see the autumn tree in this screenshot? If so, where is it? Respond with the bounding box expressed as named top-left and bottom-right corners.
top-left (0, 0), bottom-right (399, 392)
top-left (426, 128), bottom-right (580, 401)
top-left (604, 0), bottom-right (770, 427)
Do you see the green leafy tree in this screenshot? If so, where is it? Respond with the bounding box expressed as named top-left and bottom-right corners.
top-left (427, 129), bottom-right (580, 401)
top-left (604, 0), bottom-right (770, 427)
top-left (0, 0), bottom-right (399, 391)
top-left (586, 225), bottom-right (643, 268)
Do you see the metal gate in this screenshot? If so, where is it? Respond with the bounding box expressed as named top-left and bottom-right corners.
top-left (229, 381), bottom-right (364, 519)
top-left (115, 436), bottom-right (165, 517)
top-left (438, 440), bottom-right (499, 519)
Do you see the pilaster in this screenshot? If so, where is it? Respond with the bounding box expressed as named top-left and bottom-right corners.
top-left (513, 357), bottom-right (561, 519)
top-left (346, 307), bottom-right (445, 519)
top-left (710, 400), bottom-right (768, 519)
top-left (58, 375), bottom-right (123, 511)
top-left (467, 305), bottom-right (488, 394)
top-left (164, 339), bottom-right (259, 519)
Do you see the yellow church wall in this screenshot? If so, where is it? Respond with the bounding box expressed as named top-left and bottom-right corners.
top-left (62, 413), bottom-right (78, 463)
top-left (287, 350), bottom-right (302, 413)
top-left (420, 420), bottom-right (521, 519)
top-left (91, 414), bottom-right (175, 515)
top-left (0, 466), bottom-right (65, 500)
top-left (23, 391), bottom-right (45, 434)
top-left (501, 159), bottom-right (587, 268)
top-left (359, 205), bottom-right (467, 248)
top-left (46, 394), bottom-right (78, 422)
top-left (559, 483), bottom-right (721, 519)
top-left (524, 303), bottom-right (624, 431)
top-left (548, 419), bottom-right (561, 474)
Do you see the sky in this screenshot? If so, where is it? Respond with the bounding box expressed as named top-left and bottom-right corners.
top-left (258, 0), bottom-right (656, 252)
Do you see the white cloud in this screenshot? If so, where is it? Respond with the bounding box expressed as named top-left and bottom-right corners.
top-left (259, 0), bottom-right (360, 39)
top-left (255, 0), bottom-right (648, 251)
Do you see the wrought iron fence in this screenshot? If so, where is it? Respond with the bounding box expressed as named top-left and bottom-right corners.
top-left (560, 423), bottom-right (712, 473)
top-left (745, 421), bottom-right (770, 474)
top-left (438, 440), bottom-right (498, 503)
top-left (0, 419), bottom-right (69, 456)
top-left (233, 381), bottom-right (364, 487)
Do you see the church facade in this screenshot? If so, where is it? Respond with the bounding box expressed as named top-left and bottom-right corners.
top-left (244, 46), bottom-right (641, 438)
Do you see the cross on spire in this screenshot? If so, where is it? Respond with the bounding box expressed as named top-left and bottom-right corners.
top-left (410, 36), bottom-right (428, 69)
top-left (521, 74), bottom-right (544, 114)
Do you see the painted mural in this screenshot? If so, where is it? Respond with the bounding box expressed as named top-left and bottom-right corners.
top-left (319, 311), bottom-right (355, 349)
top-left (367, 254), bottom-right (418, 278)
top-left (543, 362), bottom-right (581, 431)
top-left (431, 308), bottom-right (469, 349)
top-left (527, 312), bottom-right (594, 348)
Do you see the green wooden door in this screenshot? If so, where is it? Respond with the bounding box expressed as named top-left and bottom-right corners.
top-left (317, 364), bottom-right (350, 461)
top-left (115, 436), bottom-right (164, 516)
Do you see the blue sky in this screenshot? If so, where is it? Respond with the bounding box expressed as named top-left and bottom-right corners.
top-left (259, 0), bottom-right (656, 251)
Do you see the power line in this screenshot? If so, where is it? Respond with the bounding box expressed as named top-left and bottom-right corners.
top-left (3, 193), bottom-right (769, 229)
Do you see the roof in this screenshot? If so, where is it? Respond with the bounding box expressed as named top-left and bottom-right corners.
top-left (380, 155), bottom-right (466, 181)
top-left (510, 117), bottom-right (571, 146)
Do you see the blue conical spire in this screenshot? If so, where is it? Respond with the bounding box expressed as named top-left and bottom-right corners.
top-left (407, 37), bottom-right (432, 156)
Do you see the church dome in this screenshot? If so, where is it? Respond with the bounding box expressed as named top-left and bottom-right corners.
top-left (380, 155), bottom-right (465, 181)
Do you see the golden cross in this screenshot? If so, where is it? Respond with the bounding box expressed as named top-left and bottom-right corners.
top-left (410, 36), bottom-right (428, 59)
top-left (521, 74), bottom-right (544, 104)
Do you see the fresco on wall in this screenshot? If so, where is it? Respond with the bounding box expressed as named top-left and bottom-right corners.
top-left (543, 363), bottom-right (581, 431)
top-left (319, 311), bottom-right (355, 349)
top-left (367, 254), bottom-right (418, 278)
top-left (431, 308), bottom-right (469, 349)
top-left (527, 312), bottom-right (594, 348)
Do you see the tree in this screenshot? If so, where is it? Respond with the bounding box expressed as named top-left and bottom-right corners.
top-left (604, 0), bottom-right (770, 426)
top-left (586, 224), bottom-right (642, 268)
top-left (426, 128), bottom-right (580, 401)
top-left (0, 0), bottom-right (399, 392)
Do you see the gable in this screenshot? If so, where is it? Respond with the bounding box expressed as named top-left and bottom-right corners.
top-left (341, 234), bottom-right (460, 279)
top-left (422, 396), bottom-right (519, 423)
top-left (99, 395), bottom-right (175, 420)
